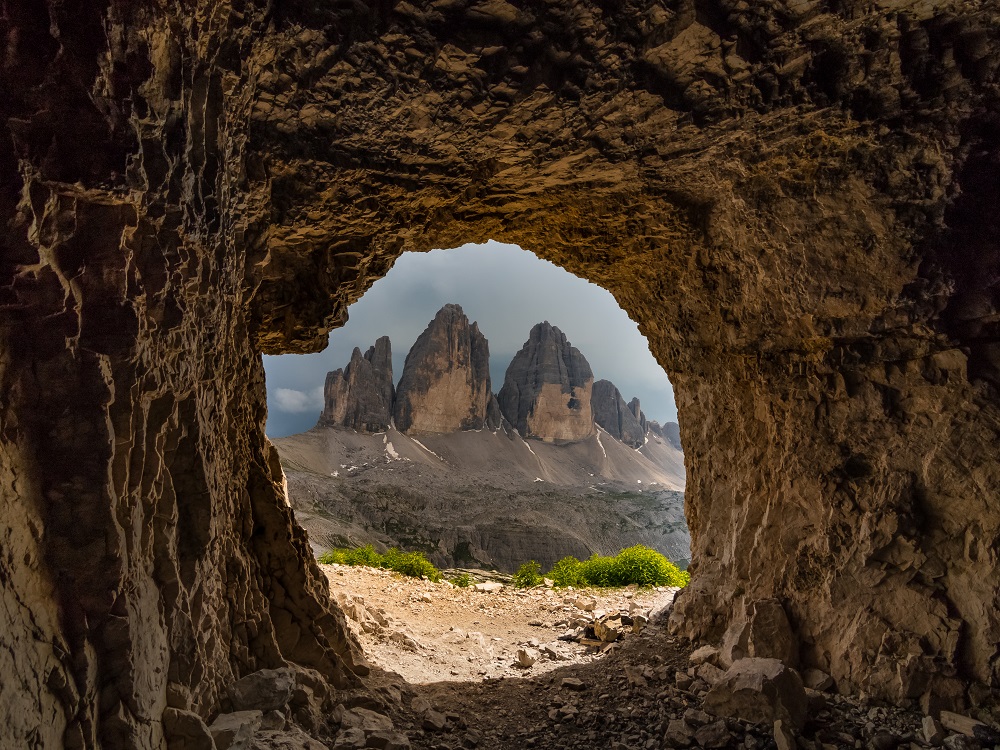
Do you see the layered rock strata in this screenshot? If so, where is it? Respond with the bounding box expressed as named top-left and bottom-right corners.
top-left (592, 379), bottom-right (646, 449)
top-left (2, 1), bottom-right (1000, 744)
top-left (320, 337), bottom-right (394, 432)
top-left (498, 323), bottom-right (596, 443)
top-left (393, 305), bottom-right (493, 433)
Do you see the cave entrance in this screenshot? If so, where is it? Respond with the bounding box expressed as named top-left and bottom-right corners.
top-left (263, 240), bottom-right (690, 684)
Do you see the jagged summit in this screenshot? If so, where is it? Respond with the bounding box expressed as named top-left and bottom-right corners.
top-left (393, 304), bottom-right (498, 433)
top-left (314, 306), bottom-right (678, 461)
top-left (592, 379), bottom-right (646, 448)
top-left (496, 321), bottom-right (596, 443)
top-left (318, 336), bottom-right (394, 432)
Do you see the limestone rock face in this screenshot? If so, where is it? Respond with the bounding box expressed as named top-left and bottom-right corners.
top-left (319, 337), bottom-right (394, 432)
top-left (649, 421), bottom-right (683, 452)
top-left (628, 398), bottom-right (648, 435)
top-left (393, 304), bottom-right (493, 433)
top-left (498, 323), bottom-right (596, 442)
top-left (592, 380), bottom-right (646, 448)
top-left (3, 0), bottom-right (1000, 742)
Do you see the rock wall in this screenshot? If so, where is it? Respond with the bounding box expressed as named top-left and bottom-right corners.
top-left (498, 322), bottom-right (596, 442)
top-left (393, 304), bottom-right (493, 433)
top-left (320, 337), bottom-right (394, 431)
top-left (2, 0), bottom-right (1000, 743)
top-left (592, 379), bottom-right (646, 449)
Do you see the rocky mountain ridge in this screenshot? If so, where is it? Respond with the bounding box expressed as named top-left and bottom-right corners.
top-left (318, 304), bottom-right (681, 456)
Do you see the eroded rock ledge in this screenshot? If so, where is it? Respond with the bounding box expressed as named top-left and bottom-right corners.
top-left (2, 0), bottom-right (999, 747)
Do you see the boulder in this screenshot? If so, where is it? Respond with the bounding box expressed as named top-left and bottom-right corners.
top-left (209, 711), bottom-right (263, 750)
top-left (703, 658), bottom-right (808, 729)
top-left (393, 304), bottom-right (494, 433)
top-left (497, 322), bottom-right (595, 442)
top-left (247, 728), bottom-right (330, 749)
top-left (320, 337), bottom-right (394, 432)
top-left (163, 708), bottom-right (214, 750)
top-left (228, 669), bottom-right (296, 712)
top-left (720, 599), bottom-right (798, 668)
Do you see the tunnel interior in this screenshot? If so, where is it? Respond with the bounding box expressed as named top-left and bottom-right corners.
top-left (1, 1), bottom-right (999, 747)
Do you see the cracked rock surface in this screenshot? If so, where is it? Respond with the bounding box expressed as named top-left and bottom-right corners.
top-left (2, 0), bottom-right (1000, 747)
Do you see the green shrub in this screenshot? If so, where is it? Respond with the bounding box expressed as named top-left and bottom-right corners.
top-left (382, 547), bottom-right (441, 582)
top-left (581, 553), bottom-right (616, 587)
top-left (512, 560), bottom-right (543, 588)
top-left (548, 556), bottom-right (585, 587)
top-left (544, 545), bottom-right (689, 589)
top-left (449, 573), bottom-right (472, 588)
top-left (316, 544), bottom-right (441, 581)
top-left (317, 549), bottom-right (347, 565)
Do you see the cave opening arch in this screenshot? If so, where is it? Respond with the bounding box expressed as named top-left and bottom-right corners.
top-left (2, 1), bottom-right (999, 746)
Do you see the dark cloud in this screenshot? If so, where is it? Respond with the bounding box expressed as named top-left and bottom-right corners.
top-left (263, 242), bottom-right (677, 437)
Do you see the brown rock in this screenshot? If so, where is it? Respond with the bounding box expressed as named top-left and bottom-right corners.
top-left (163, 708), bottom-right (214, 750)
top-left (591, 380), bottom-right (646, 448)
top-left (320, 338), bottom-right (395, 432)
top-left (703, 658), bottom-right (808, 729)
top-left (3, 2), bottom-right (1000, 743)
top-left (393, 305), bottom-right (494, 433)
top-left (497, 322), bottom-right (596, 442)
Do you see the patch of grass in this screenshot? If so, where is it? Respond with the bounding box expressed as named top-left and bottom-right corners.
top-left (449, 573), bottom-right (473, 588)
top-left (511, 560), bottom-right (543, 588)
top-left (546, 545), bottom-right (689, 589)
top-left (317, 544), bottom-right (441, 582)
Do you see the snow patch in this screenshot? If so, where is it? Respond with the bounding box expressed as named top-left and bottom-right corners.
top-left (534, 477), bottom-right (544, 483)
top-left (595, 431), bottom-right (607, 459)
top-left (520, 437), bottom-right (537, 457)
top-left (411, 439), bottom-right (444, 461)
top-left (385, 441), bottom-right (399, 460)
top-left (331, 471), bottom-right (339, 477)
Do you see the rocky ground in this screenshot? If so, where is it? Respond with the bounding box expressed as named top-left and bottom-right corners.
top-left (311, 566), bottom-right (1000, 750)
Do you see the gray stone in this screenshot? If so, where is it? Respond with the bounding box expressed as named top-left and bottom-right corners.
top-left (703, 658), bottom-right (808, 729)
top-left (365, 731), bottom-right (412, 750)
top-left (228, 669), bottom-right (296, 712)
top-left (320, 337), bottom-right (394, 432)
top-left (663, 719), bottom-right (693, 748)
top-left (773, 719), bottom-right (796, 750)
top-left (163, 708), bottom-right (214, 750)
top-left (591, 380), bottom-right (646, 447)
top-left (922, 715), bottom-right (946, 745)
top-left (209, 711), bottom-right (263, 750)
top-left (693, 719), bottom-right (731, 748)
top-left (393, 305), bottom-right (494, 433)
top-left (497, 322), bottom-right (595, 442)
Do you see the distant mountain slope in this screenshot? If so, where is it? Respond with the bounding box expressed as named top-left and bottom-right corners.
top-left (275, 424), bottom-right (688, 572)
top-left (275, 304), bottom-right (689, 572)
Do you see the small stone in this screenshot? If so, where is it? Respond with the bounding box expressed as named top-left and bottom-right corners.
top-left (332, 728), bottom-right (367, 750)
top-left (228, 668), bottom-right (296, 712)
top-left (341, 708), bottom-right (394, 732)
top-left (594, 619), bottom-right (621, 642)
top-left (694, 719), bottom-right (731, 748)
top-left (871, 730), bottom-right (900, 750)
top-left (575, 597), bottom-right (597, 611)
top-left (560, 677), bottom-right (586, 691)
top-left (922, 716), bottom-right (946, 746)
top-left (422, 710), bottom-right (447, 731)
top-left (473, 582), bottom-right (503, 593)
top-left (515, 648), bottom-right (538, 667)
top-left (663, 719), bottom-right (693, 748)
top-left (209, 710), bottom-right (263, 750)
top-left (683, 708), bottom-right (712, 727)
top-left (690, 646), bottom-right (720, 666)
top-left (163, 708), bottom-right (214, 750)
top-left (802, 668), bottom-right (834, 692)
top-left (773, 719), bottom-right (795, 750)
top-left (942, 736), bottom-right (977, 750)
top-left (365, 730), bottom-right (412, 749)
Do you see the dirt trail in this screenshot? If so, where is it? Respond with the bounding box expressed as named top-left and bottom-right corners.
top-left (323, 564), bottom-right (677, 684)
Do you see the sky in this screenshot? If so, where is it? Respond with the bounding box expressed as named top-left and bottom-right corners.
top-left (263, 241), bottom-right (677, 437)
